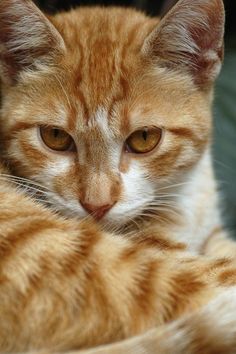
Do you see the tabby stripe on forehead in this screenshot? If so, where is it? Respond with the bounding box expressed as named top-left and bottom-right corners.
top-left (108, 73), bottom-right (130, 125)
top-left (107, 24), bottom-right (141, 123)
top-left (67, 104), bottom-right (78, 132)
top-left (120, 22), bottom-right (142, 63)
top-left (75, 40), bottom-right (90, 122)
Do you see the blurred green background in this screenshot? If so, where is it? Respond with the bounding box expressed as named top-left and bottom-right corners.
top-left (214, 39), bottom-right (236, 236)
top-left (36, 0), bottom-right (236, 235)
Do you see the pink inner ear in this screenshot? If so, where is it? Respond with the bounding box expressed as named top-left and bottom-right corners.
top-left (143, 0), bottom-right (225, 88)
top-left (0, 0), bottom-right (65, 84)
top-left (187, 5), bottom-right (224, 86)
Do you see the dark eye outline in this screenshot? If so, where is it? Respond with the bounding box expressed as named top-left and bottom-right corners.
top-left (39, 126), bottom-right (76, 153)
top-left (124, 126), bottom-right (163, 155)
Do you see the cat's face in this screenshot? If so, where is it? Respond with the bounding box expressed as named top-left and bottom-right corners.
top-left (0, 0), bottom-right (224, 228)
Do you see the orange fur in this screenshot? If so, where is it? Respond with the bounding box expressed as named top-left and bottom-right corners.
top-left (1, 0), bottom-right (236, 353)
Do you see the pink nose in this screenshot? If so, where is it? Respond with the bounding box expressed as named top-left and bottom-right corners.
top-left (81, 202), bottom-right (113, 220)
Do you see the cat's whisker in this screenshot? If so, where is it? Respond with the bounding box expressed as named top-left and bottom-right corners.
top-left (138, 211), bottom-right (176, 225)
top-left (137, 213), bottom-right (169, 225)
top-left (33, 198), bottom-right (58, 207)
top-left (5, 183), bottom-right (50, 198)
top-left (142, 201), bottom-right (183, 218)
top-left (156, 181), bottom-right (193, 192)
top-left (141, 207), bottom-right (175, 217)
top-left (148, 204), bottom-right (181, 215)
top-left (143, 199), bottom-right (181, 211)
top-left (116, 215), bottom-right (144, 234)
top-left (54, 74), bottom-right (72, 110)
top-left (147, 200), bottom-right (180, 208)
top-left (154, 194), bottom-right (181, 198)
top-left (128, 217), bottom-right (143, 232)
top-left (0, 178), bottom-right (55, 204)
top-left (0, 174), bottom-right (51, 192)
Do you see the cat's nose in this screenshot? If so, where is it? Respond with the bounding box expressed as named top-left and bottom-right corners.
top-left (81, 202), bottom-right (113, 220)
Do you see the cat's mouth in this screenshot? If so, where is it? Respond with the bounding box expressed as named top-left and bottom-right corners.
top-left (37, 190), bottom-right (179, 230)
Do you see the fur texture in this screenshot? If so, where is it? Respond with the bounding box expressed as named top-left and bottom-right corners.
top-left (0, 0), bottom-right (236, 353)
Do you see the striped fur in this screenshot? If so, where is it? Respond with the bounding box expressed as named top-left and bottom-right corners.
top-left (1, 161), bottom-right (236, 353)
top-left (1, 0), bottom-right (236, 353)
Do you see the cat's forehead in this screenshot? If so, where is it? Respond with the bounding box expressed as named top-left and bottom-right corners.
top-left (53, 7), bottom-right (157, 51)
top-left (16, 7), bottom-right (202, 136)
top-left (51, 8), bottom-right (158, 117)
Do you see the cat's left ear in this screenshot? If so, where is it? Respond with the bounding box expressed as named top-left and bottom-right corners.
top-left (0, 0), bottom-right (66, 85)
top-left (142, 0), bottom-right (225, 89)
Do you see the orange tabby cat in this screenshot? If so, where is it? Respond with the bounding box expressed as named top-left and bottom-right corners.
top-left (1, 0), bottom-right (236, 353)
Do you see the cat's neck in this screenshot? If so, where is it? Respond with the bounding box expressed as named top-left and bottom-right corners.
top-left (124, 149), bottom-right (223, 254)
top-left (172, 149), bottom-right (224, 253)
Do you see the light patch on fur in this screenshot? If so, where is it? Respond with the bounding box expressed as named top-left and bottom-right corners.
top-left (46, 191), bottom-right (87, 218)
top-left (88, 107), bottom-right (111, 138)
top-left (34, 157), bottom-right (72, 192)
top-left (53, 104), bottom-right (69, 127)
top-left (35, 158), bottom-right (87, 217)
top-left (172, 150), bottom-right (221, 252)
top-left (44, 158), bottom-right (72, 179)
top-left (107, 161), bottom-right (155, 225)
top-left (202, 288), bottom-right (236, 328)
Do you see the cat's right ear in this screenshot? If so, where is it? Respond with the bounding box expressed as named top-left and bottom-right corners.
top-left (0, 0), bottom-right (65, 85)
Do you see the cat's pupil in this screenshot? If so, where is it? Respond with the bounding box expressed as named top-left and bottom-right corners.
top-left (142, 131), bottom-right (148, 141)
top-left (53, 129), bottom-right (60, 138)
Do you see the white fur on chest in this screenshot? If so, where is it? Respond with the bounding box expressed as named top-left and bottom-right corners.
top-left (172, 150), bottom-right (222, 253)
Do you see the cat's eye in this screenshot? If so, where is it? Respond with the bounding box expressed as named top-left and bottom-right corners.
top-left (125, 127), bottom-right (162, 154)
top-left (40, 127), bottom-right (75, 152)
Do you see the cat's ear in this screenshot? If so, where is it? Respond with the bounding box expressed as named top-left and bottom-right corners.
top-left (142, 0), bottom-right (225, 88)
top-left (0, 0), bottom-right (65, 84)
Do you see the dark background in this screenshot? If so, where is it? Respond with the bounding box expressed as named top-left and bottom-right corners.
top-left (36, 0), bottom-right (236, 234)
top-left (36, 0), bottom-right (236, 37)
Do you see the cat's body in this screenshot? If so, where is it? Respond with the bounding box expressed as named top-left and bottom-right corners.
top-left (1, 157), bottom-right (236, 354)
top-left (0, 0), bottom-right (236, 353)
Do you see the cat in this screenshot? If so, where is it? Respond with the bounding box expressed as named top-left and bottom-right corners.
top-left (0, 0), bottom-right (227, 254)
top-left (1, 0), bottom-right (236, 353)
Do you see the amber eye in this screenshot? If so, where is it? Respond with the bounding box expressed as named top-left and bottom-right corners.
top-left (40, 126), bottom-right (75, 152)
top-left (125, 127), bottom-right (162, 154)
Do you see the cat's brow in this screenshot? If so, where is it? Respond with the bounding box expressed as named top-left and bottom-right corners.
top-left (8, 122), bottom-right (36, 136)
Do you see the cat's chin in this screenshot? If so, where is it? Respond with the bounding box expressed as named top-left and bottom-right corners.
top-left (64, 208), bottom-right (143, 233)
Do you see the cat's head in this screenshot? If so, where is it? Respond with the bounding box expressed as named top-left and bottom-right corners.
top-left (0, 0), bottom-right (225, 228)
